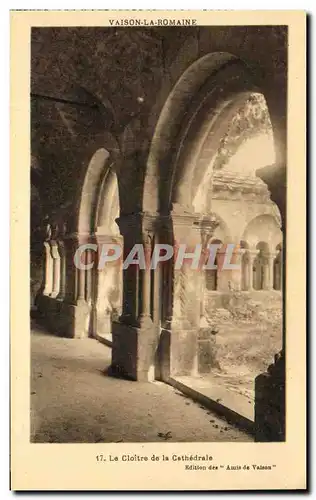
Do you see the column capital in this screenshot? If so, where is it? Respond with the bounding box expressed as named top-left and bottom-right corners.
top-left (197, 214), bottom-right (219, 247)
top-left (247, 248), bottom-right (260, 260)
top-left (262, 251), bottom-right (278, 261)
top-left (116, 212), bottom-right (163, 239)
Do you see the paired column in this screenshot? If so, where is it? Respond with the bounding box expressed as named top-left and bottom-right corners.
top-left (112, 212), bottom-right (158, 381)
top-left (246, 249), bottom-right (259, 291)
top-left (116, 213), bottom-right (155, 327)
top-left (262, 251), bottom-right (278, 291)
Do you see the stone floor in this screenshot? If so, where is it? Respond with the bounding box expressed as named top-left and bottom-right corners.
top-left (30, 323), bottom-right (253, 443)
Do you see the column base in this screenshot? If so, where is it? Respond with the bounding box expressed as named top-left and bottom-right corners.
top-left (36, 295), bottom-right (91, 338)
top-left (111, 320), bottom-right (158, 381)
top-left (158, 326), bottom-right (198, 380)
top-left (254, 352), bottom-right (285, 442)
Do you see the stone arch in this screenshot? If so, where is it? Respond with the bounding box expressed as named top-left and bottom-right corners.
top-left (141, 52), bottom-right (284, 380)
top-left (77, 148), bottom-right (112, 235)
top-left (241, 214), bottom-right (282, 251)
top-left (74, 147), bottom-right (122, 340)
top-left (93, 167), bottom-right (122, 342)
top-left (143, 52), bottom-right (274, 213)
top-left (144, 53), bottom-right (241, 211)
top-left (113, 50), bottom-right (286, 381)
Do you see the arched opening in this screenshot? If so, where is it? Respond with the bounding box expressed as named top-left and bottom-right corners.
top-left (93, 167), bottom-right (122, 343)
top-left (77, 148), bottom-right (112, 235)
top-left (75, 148), bottom-right (122, 341)
top-left (140, 51), bottom-right (285, 402)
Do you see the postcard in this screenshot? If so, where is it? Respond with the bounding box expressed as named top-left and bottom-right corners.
top-left (10, 9), bottom-right (306, 491)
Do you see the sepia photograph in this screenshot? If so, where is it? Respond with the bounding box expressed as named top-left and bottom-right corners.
top-left (11, 10), bottom-right (306, 491)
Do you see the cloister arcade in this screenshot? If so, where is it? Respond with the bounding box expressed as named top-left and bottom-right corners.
top-left (31, 26), bottom-right (287, 441)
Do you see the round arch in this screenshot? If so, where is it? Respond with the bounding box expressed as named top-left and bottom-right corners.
top-left (77, 148), bottom-right (119, 236)
top-left (241, 214), bottom-right (282, 251)
top-left (142, 51), bottom-right (280, 213)
top-left (95, 168), bottom-right (120, 236)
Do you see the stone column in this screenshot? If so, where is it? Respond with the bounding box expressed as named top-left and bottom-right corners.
top-left (43, 241), bottom-right (53, 296)
top-left (280, 248), bottom-right (284, 291)
top-left (50, 241), bottom-right (60, 299)
top-left (57, 240), bottom-right (66, 300)
top-left (216, 246), bottom-right (230, 291)
top-left (112, 213), bottom-right (158, 381)
top-left (138, 232), bottom-right (152, 326)
top-left (61, 234), bottom-right (91, 338)
top-left (77, 268), bottom-right (86, 303)
top-left (268, 252), bottom-right (277, 290)
top-left (230, 246), bottom-right (245, 291)
top-left (159, 209), bottom-right (203, 379)
top-left (241, 250), bottom-right (248, 291)
top-left (275, 248), bottom-right (283, 291)
top-left (247, 249), bottom-right (259, 291)
top-left (85, 247), bottom-right (93, 304)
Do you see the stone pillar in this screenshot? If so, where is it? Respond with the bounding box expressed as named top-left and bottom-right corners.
top-left (50, 241), bottom-right (60, 299)
top-left (85, 247), bottom-right (93, 304)
top-left (63, 236), bottom-right (78, 304)
top-left (241, 250), bottom-right (248, 291)
top-left (199, 215), bottom-right (219, 321)
top-left (261, 251), bottom-right (277, 291)
top-left (268, 252), bottom-right (277, 290)
top-left (138, 233), bottom-right (152, 325)
top-left (62, 234), bottom-right (90, 338)
top-left (43, 241), bottom-right (53, 296)
top-left (274, 248), bottom-right (283, 291)
top-left (159, 209), bottom-right (203, 379)
top-left (77, 268), bottom-right (86, 302)
top-left (230, 246), bottom-right (245, 291)
top-left (197, 216), bottom-right (219, 374)
top-left (111, 213), bottom-right (158, 381)
top-left (216, 246), bottom-right (231, 291)
top-left (57, 240), bottom-right (66, 300)
top-left (247, 249), bottom-right (259, 291)
top-left (279, 248), bottom-right (284, 291)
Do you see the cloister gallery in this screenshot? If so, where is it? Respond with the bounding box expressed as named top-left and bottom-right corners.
top-left (31, 26), bottom-right (286, 441)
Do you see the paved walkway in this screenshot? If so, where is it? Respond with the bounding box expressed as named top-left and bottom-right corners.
top-left (31, 324), bottom-right (252, 443)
